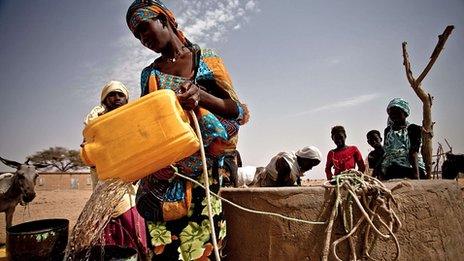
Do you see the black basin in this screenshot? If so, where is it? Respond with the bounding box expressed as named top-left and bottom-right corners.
top-left (6, 218), bottom-right (69, 261)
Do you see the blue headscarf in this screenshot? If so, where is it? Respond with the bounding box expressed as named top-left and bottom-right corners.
top-left (387, 98), bottom-right (411, 126)
top-left (387, 98), bottom-right (410, 116)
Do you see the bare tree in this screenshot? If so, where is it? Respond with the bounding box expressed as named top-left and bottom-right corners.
top-left (402, 25), bottom-right (454, 178)
top-left (29, 147), bottom-right (86, 172)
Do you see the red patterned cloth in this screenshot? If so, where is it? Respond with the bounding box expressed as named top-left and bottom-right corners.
top-left (103, 207), bottom-right (148, 257)
top-left (325, 146), bottom-right (365, 180)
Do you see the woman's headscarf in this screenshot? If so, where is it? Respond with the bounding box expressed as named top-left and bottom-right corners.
top-left (296, 146), bottom-right (322, 162)
top-left (101, 81), bottom-right (129, 104)
top-left (386, 98), bottom-right (410, 126)
top-left (387, 98), bottom-right (410, 116)
top-left (85, 81), bottom-right (129, 125)
top-left (126, 0), bottom-right (188, 45)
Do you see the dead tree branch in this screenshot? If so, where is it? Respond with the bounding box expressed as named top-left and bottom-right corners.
top-left (401, 25), bottom-right (454, 178)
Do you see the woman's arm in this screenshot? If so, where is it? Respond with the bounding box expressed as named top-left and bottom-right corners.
top-left (408, 124), bottom-right (422, 179)
top-left (410, 152), bottom-right (420, 179)
top-left (275, 157), bottom-right (292, 186)
top-left (354, 147), bottom-right (366, 173)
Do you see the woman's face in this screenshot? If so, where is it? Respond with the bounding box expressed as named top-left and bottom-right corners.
top-left (103, 91), bottom-right (128, 111)
top-left (298, 158), bottom-right (320, 172)
top-left (388, 106), bottom-right (407, 125)
top-left (135, 18), bottom-right (170, 53)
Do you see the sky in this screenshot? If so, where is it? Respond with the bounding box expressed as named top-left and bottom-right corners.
top-left (0, 0), bottom-right (463, 179)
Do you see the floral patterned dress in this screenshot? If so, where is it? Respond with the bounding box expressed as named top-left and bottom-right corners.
top-left (136, 48), bottom-right (246, 260)
top-left (382, 124), bottom-right (425, 178)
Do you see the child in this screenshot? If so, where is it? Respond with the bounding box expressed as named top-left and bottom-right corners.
top-left (366, 130), bottom-right (385, 180)
top-left (382, 98), bottom-right (426, 180)
top-left (325, 126), bottom-right (366, 180)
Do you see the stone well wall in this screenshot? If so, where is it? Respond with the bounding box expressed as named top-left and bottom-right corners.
top-left (221, 180), bottom-right (464, 261)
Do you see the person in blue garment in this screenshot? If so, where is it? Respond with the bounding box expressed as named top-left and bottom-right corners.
top-left (382, 98), bottom-right (426, 180)
top-left (126, 1), bottom-right (250, 259)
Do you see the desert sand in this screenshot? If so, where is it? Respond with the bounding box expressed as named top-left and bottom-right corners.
top-left (0, 189), bottom-right (92, 244)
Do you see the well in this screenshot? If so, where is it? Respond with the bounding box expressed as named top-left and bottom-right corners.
top-left (222, 180), bottom-right (464, 260)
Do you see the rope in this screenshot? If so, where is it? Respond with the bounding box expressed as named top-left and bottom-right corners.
top-left (175, 152), bottom-right (401, 260)
top-left (189, 111), bottom-right (221, 261)
top-left (185, 111), bottom-right (328, 260)
top-left (185, 117), bottom-right (400, 260)
top-left (321, 170), bottom-right (401, 261)
top-left (175, 172), bottom-right (326, 225)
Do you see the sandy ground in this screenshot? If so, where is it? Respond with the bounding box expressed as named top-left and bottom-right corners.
top-left (0, 189), bottom-right (92, 244)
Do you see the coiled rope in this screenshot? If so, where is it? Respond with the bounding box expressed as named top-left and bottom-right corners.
top-left (321, 170), bottom-right (402, 261)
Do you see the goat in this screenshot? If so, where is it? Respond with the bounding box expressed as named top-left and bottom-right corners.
top-left (441, 153), bottom-right (464, 179)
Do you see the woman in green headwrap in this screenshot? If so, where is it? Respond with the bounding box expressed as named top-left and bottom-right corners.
top-left (126, 1), bottom-right (249, 260)
top-left (382, 98), bottom-right (426, 180)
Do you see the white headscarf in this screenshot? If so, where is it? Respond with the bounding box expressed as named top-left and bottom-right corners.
top-left (101, 80), bottom-right (129, 103)
top-left (295, 146), bottom-right (322, 161)
top-left (84, 81), bottom-right (129, 125)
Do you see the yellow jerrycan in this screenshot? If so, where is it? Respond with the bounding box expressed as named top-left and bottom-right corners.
top-left (80, 89), bottom-right (200, 182)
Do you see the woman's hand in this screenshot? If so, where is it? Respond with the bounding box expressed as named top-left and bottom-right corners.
top-left (178, 80), bottom-right (240, 119)
top-left (177, 81), bottom-right (200, 110)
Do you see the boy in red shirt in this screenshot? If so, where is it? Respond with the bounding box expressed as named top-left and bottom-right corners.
top-left (325, 126), bottom-right (366, 180)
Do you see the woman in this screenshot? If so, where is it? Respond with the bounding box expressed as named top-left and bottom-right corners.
top-left (325, 126), bottom-right (366, 180)
top-left (126, 1), bottom-right (249, 259)
top-left (84, 81), bottom-right (148, 258)
top-left (382, 98), bottom-right (425, 180)
top-left (251, 146), bottom-right (322, 187)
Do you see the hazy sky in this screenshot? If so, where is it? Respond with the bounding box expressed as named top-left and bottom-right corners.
top-left (1, 0), bottom-right (463, 179)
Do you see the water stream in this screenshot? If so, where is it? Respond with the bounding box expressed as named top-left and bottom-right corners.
top-left (64, 179), bottom-right (131, 260)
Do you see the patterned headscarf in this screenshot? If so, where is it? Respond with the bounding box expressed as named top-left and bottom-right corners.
top-left (387, 98), bottom-right (410, 116)
top-left (126, 0), bottom-right (188, 45)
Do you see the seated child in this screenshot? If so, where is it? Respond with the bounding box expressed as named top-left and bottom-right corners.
top-left (325, 126), bottom-right (366, 180)
top-left (382, 98), bottom-right (426, 180)
top-left (366, 130), bottom-right (385, 180)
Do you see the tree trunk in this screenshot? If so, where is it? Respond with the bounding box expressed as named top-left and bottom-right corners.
top-left (401, 25), bottom-right (454, 179)
top-left (421, 94), bottom-right (433, 177)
